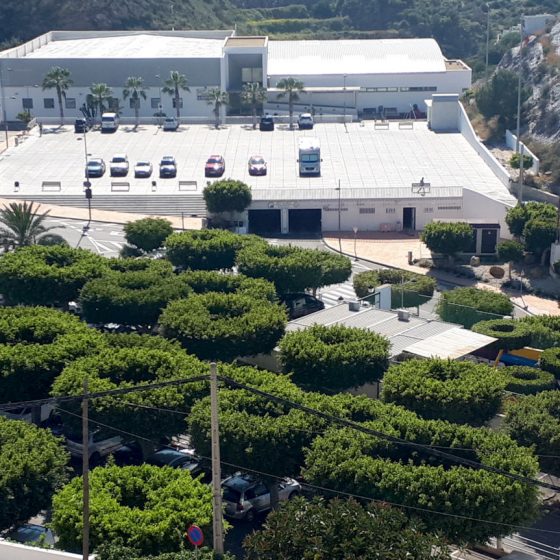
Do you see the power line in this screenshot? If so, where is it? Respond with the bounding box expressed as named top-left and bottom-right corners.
top-left (54, 407), bottom-right (560, 537)
top-left (218, 375), bottom-right (560, 493)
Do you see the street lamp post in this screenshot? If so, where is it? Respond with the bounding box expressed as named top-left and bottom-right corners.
top-left (342, 74), bottom-right (347, 125)
top-left (352, 226), bottom-right (358, 261)
top-left (515, 15), bottom-right (524, 153)
top-left (0, 64), bottom-right (9, 149)
top-left (336, 180), bottom-right (342, 253)
top-left (155, 74), bottom-right (163, 126)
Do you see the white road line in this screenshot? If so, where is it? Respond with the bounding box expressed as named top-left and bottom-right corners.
top-left (109, 241), bottom-right (124, 249)
top-left (109, 231), bottom-right (123, 236)
top-left (87, 237), bottom-right (113, 254)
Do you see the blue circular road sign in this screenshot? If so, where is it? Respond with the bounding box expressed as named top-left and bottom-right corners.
top-left (186, 524), bottom-right (204, 547)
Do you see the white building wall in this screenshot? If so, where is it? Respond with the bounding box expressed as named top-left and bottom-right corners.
top-left (0, 541), bottom-right (90, 560)
top-left (462, 188), bottom-right (514, 239)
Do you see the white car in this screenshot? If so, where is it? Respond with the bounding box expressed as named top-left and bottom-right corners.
top-left (298, 113), bottom-right (314, 129)
top-left (65, 429), bottom-right (124, 464)
top-left (134, 161), bottom-right (153, 178)
top-left (110, 154), bottom-right (129, 177)
top-left (163, 117), bottom-right (179, 131)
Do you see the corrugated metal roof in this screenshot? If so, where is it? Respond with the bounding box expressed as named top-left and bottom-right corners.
top-left (268, 39), bottom-right (446, 76)
top-left (404, 328), bottom-right (496, 359)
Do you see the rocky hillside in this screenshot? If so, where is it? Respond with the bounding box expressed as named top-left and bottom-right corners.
top-left (499, 19), bottom-right (560, 142)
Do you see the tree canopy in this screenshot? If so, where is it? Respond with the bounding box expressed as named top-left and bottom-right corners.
top-left (503, 366), bottom-right (556, 395)
top-left (52, 465), bottom-right (213, 555)
top-left (0, 416), bottom-right (69, 532)
top-left (381, 358), bottom-right (507, 425)
top-left (203, 180), bottom-right (252, 215)
top-left (472, 318), bottom-right (532, 352)
top-left (123, 218), bottom-right (174, 253)
top-left (420, 221), bottom-right (474, 259)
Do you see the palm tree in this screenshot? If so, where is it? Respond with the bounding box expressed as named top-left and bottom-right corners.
top-left (241, 82), bottom-right (268, 129)
top-left (206, 89), bottom-right (229, 129)
top-left (123, 76), bottom-right (147, 128)
top-left (90, 83), bottom-right (113, 123)
top-left (276, 77), bottom-right (305, 129)
top-left (42, 67), bottom-right (73, 126)
top-left (162, 71), bottom-right (190, 120)
top-left (0, 202), bottom-right (59, 249)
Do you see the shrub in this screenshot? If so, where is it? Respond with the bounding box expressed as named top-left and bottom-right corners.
top-left (505, 202), bottom-right (557, 238)
top-left (519, 315), bottom-right (560, 349)
top-left (505, 390), bottom-right (560, 474)
top-left (165, 230), bottom-right (250, 270)
top-left (52, 465), bottom-right (213, 555)
top-left (203, 179), bottom-right (252, 215)
top-left (381, 358), bottom-right (507, 425)
top-left (79, 269), bottom-right (191, 326)
top-left (472, 319), bottom-right (532, 351)
top-left (523, 219), bottom-right (557, 256)
top-left (159, 293), bottom-right (287, 361)
top-left (497, 240), bottom-right (524, 277)
top-left (504, 366), bottom-right (556, 395)
top-left (123, 218), bottom-right (173, 253)
top-left (237, 244), bottom-right (351, 294)
top-left (279, 324), bottom-right (390, 391)
top-left (353, 269), bottom-right (436, 308)
top-left (509, 152), bottom-right (534, 169)
top-left (0, 245), bottom-right (108, 305)
top-left (437, 287), bottom-right (513, 328)
top-left (420, 222), bottom-right (474, 259)
top-left (180, 270), bottom-right (276, 301)
top-left (540, 347), bottom-right (560, 379)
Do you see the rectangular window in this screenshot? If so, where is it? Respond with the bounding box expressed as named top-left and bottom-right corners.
top-left (65, 98), bottom-right (76, 109)
top-left (385, 208), bottom-right (396, 214)
top-left (22, 98), bottom-right (33, 109)
top-left (151, 97), bottom-right (161, 109)
top-left (362, 87), bottom-right (398, 93)
top-left (359, 208), bottom-right (375, 214)
top-left (437, 206), bottom-right (462, 211)
top-left (241, 67), bottom-right (263, 83)
top-left (400, 86), bottom-right (437, 92)
top-left (172, 97), bottom-right (183, 109)
top-left (43, 98), bottom-right (55, 109)
top-left (424, 207), bottom-right (434, 213)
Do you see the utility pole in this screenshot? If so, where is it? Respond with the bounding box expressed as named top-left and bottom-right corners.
top-left (515, 15), bottom-right (524, 153)
top-left (337, 180), bottom-right (342, 253)
top-left (209, 362), bottom-right (224, 558)
top-left (485, 3), bottom-right (491, 80)
top-left (82, 378), bottom-right (90, 560)
top-left (518, 144), bottom-right (525, 204)
top-left (0, 64), bottom-right (9, 150)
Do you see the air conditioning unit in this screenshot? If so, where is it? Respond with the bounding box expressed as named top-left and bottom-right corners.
top-left (397, 309), bottom-right (410, 321)
top-left (348, 300), bottom-right (361, 312)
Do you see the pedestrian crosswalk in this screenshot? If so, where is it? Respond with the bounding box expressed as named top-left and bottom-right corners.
top-left (316, 262), bottom-right (372, 308)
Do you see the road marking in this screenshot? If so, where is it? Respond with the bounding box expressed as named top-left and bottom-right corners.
top-left (88, 237), bottom-right (113, 254)
top-left (109, 241), bottom-right (124, 249)
top-left (109, 231), bottom-right (123, 236)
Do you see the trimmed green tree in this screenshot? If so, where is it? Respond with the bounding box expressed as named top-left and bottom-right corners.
top-left (243, 497), bottom-right (449, 560)
top-left (0, 416), bottom-right (69, 531)
top-left (504, 366), bottom-right (556, 395)
top-left (505, 390), bottom-right (560, 474)
top-left (420, 221), bottom-right (474, 262)
top-left (436, 287), bottom-right (513, 328)
top-left (505, 202), bottom-right (557, 240)
top-left (519, 315), bottom-right (560, 349)
top-left (0, 245), bottom-right (108, 306)
top-left (123, 218), bottom-right (173, 253)
top-left (165, 230), bottom-right (249, 270)
top-left (79, 268), bottom-right (190, 326)
top-left (472, 318), bottom-right (532, 352)
top-left (497, 240), bottom-right (524, 279)
top-left (159, 293), bottom-right (287, 361)
top-left (523, 219), bottom-right (557, 257)
top-left (279, 324), bottom-right (390, 391)
top-left (203, 179), bottom-right (252, 215)
top-left (52, 465), bottom-right (213, 555)
top-left (540, 347), bottom-right (560, 379)
top-left (381, 358), bottom-right (507, 425)
top-left (97, 544), bottom-right (234, 560)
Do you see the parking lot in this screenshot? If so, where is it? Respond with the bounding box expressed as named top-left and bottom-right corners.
top-left (0, 121), bottom-right (512, 204)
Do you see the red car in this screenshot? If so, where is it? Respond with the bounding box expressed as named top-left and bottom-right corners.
top-left (205, 155), bottom-right (225, 177)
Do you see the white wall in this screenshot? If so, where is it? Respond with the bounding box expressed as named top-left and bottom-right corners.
top-left (462, 188), bottom-right (514, 239)
top-left (428, 94), bottom-right (460, 131)
top-left (0, 541), bottom-right (92, 560)
top-left (505, 130), bottom-right (540, 173)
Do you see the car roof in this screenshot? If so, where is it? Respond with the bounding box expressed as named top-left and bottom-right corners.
top-left (208, 155), bottom-right (223, 159)
top-left (112, 153), bottom-right (127, 158)
top-left (147, 448), bottom-right (195, 465)
top-left (300, 113), bottom-right (312, 118)
top-left (161, 156), bottom-right (175, 161)
top-left (223, 473), bottom-right (256, 491)
top-left (88, 158), bottom-right (103, 164)
top-left (249, 155), bottom-right (264, 160)
top-left (136, 161), bottom-right (151, 165)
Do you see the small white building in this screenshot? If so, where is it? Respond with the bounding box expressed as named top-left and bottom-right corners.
top-left (0, 30), bottom-right (471, 124)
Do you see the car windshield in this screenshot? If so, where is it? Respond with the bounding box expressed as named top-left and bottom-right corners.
top-left (250, 158), bottom-right (264, 165)
top-left (161, 158), bottom-right (174, 164)
top-left (137, 162), bottom-right (150, 166)
top-left (88, 161), bottom-right (102, 166)
top-left (222, 487), bottom-right (242, 503)
top-left (112, 157), bottom-right (126, 163)
top-left (102, 116), bottom-right (114, 122)
top-left (301, 154), bottom-right (319, 163)
top-left (208, 158), bottom-right (222, 164)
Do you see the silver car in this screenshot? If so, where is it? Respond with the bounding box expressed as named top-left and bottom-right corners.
top-left (222, 472), bottom-right (301, 521)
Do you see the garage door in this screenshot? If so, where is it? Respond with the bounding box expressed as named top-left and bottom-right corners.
top-left (248, 209), bottom-right (281, 235)
top-left (289, 209), bottom-right (322, 234)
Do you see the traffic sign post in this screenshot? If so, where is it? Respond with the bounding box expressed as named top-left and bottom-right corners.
top-left (186, 524), bottom-right (204, 558)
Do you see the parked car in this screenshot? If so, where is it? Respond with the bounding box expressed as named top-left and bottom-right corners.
top-left (111, 440), bottom-right (144, 466)
top-left (248, 155), bottom-right (267, 176)
top-left (159, 156), bottom-right (177, 178)
top-left (298, 113), bottom-right (314, 130)
top-left (280, 292), bottom-right (325, 320)
top-left (6, 524), bottom-right (55, 547)
top-left (65, 429), bottom-right (124, 464)
top-left (86, 158), bottom-right (106, 178)
top-left (74, 118), bottom-right (90, 133)
top-left (110, 154), bottom-right (129, 177)
top-left (259, 115), bottom-right (274, 131)
top-left (222, 472), bottom-right (300, 521)
top-left (205, 155), bottom-right (225, 177)
top-left (163, 117), bottom-right (179, 131)
top-left (0, 404), bottom-right (54, 425)
top-left (146, 448), bottom-right (204, 477)
top-left (134, 160), bottom-right (153, 178)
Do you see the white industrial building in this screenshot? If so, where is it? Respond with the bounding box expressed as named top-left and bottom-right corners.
top-left (0, 30), bottom-right (471, 123)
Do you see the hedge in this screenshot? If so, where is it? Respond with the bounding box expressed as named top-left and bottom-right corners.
top-left (381, 358), bottom-right (507, 425)
top-left (180, 270), bottom-right (276, 301)
top-left (505, 390), bottom-right (560, 474)
top-left (519, 315), bottom-right (560, 350)
top-left (504, 366), bottom-right (556, 395)
top-left (79, 268), bottom-right (191, 326)
top-left (279, 324), bottom-right (390, 390)
top-left (540, 347), bottom-right (560, 379)
top-left (437, 287), bottom-right (513, 328)
top-left (159, 293), bottom-right (287, 361)
top-left (123, 218), bottom-right (174, 253)
top-left (0, 307), bottom-right (105, 402)
top-left (353, 269), bottom-right (436, 308)
top-left (0, 245), bottom-right (108, 305)
top-left (472, 318), bottom-right (532, 351)
top-left (52, 465), bottom-right (213, 555)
